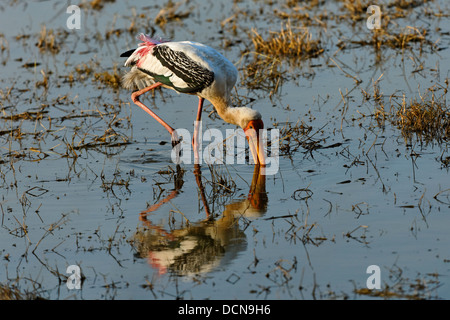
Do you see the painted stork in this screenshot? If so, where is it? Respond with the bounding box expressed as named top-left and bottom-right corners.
top-left (120, 34), bottom-right (265, 165)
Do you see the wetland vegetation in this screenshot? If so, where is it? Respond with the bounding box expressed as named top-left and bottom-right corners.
top-left (0, 0), bottom-right (449, 300)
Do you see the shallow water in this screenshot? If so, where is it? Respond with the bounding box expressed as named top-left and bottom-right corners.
top-left (0, 0), bottom-right (449, 300)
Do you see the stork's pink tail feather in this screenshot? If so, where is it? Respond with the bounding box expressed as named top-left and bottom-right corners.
top-left (137, 33), bottom-right (170, 47)
top-left (123, 34), bottom-right (171, 68)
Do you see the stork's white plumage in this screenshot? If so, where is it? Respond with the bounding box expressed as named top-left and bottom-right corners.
top-left (121, 34), bottom-right (265, 165)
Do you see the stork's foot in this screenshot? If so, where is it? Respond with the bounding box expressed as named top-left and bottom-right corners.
top-left (171, 139), bottom-right (181, 148)
top-left (171, 131), bottom-right (181, 148)
top-left (171, 131), bottom-right (183, 164)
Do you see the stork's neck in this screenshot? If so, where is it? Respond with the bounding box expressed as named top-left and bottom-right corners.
top-left (209, 97), bottom-right (240, 127)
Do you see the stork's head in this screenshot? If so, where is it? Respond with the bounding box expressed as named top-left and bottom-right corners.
top-left (238, 108), bottom-right (265, 166)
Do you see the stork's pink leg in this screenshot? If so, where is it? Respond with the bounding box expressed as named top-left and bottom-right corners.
top-left (193, 97), bottom-right (204, 163)
top-left (131, 82), bottom-right (178, 145)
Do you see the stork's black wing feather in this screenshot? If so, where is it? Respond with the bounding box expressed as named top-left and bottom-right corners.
top-left (120, 49), bottom-right (137, 58)
top-left (152, 45), bottom-right (214, 93)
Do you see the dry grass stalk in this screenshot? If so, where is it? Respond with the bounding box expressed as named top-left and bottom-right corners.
top-left (374, 86), bottom-right (449, 144)
top-left (0, 283), bottom-right (41, 300)
top-left (387, 0), bottom-right (431, 10)
top-left (274, 120), bottom-right (325, 156)
top-left (36, 26), bottom-right (62, 54)
top-left (0, 33), bottom-right (9, 57)
top-left (1, 110), bottom-right (47, 121)
top-left (154, 0), bottom-right (191, 27)
top-left (250, 21), bottom-right (323, 59)
top-left (93, 65), bottom-right (121, 89)
top-left (351, 26), bottom-right (435, 51)
top-left (395, 95), bottom-right (449, 142)
top-left (241, 53), bottom-right (284, 96)
top-left (35, 70), bottom-right (48, 89)
top-left (87, 0), bottom-right (115, 10)
top-left (341, 0), bottom-right (368, 20)
top-left (0, 284), bottom-right (23, 300)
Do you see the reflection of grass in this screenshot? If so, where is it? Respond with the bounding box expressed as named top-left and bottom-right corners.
top-left (274, 120), bottom-right (332, 158)
top-left (354, 265), bottom-right (441, 300)
top-left (206, 164), bottom-right (236, 197)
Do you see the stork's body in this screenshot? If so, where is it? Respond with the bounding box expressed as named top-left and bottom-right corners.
top-left (121, 34), bottom-right (264, 164)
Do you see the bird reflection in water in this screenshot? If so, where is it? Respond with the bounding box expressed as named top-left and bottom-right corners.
top-left (131, 164), bottom-right (268, 276)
